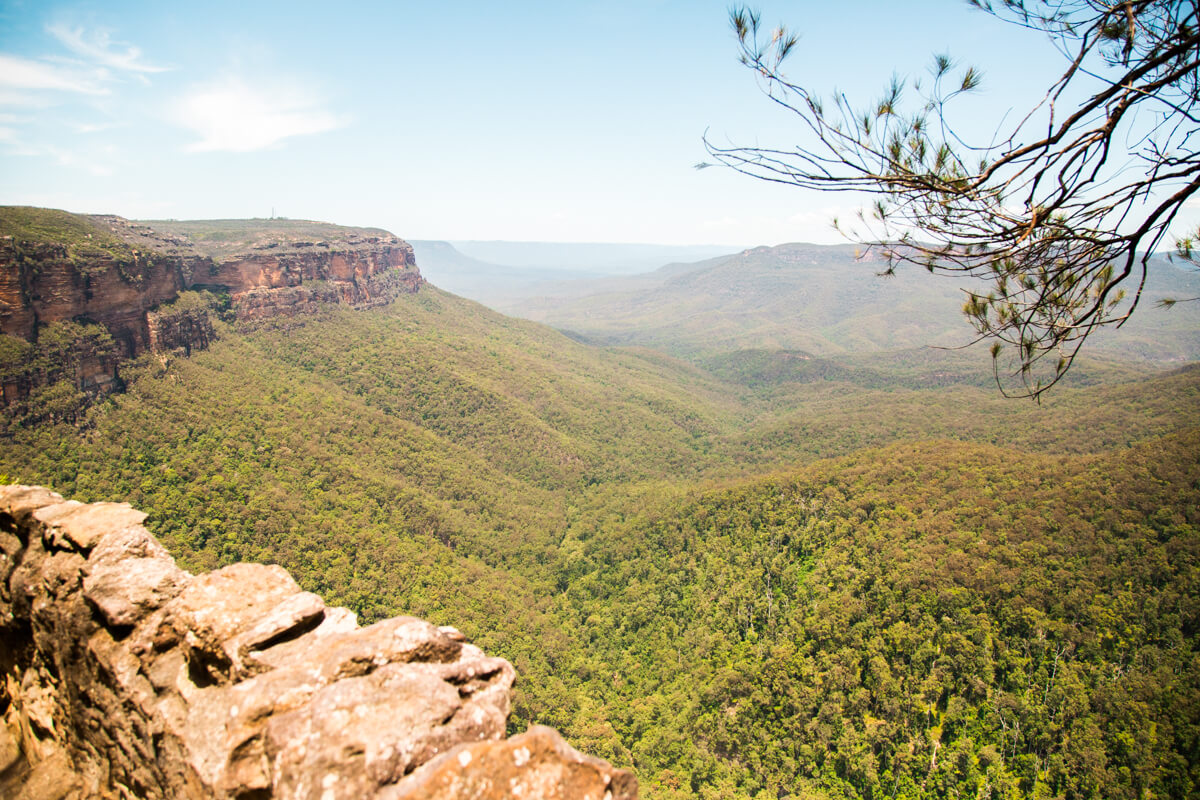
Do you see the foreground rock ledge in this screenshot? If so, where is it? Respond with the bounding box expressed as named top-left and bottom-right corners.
top-left (0, 486), bottom-right (636, 800)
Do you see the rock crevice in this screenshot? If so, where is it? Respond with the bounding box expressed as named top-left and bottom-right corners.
top-left (0, 485), bottom-right (635, 800)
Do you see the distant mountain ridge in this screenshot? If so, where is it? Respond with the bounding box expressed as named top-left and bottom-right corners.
top-left (501, 242), bottom-right (970, 356)
top-left (411, 240), bottom-right (741, 305)
top-left (410, 240), bottom-right (612, 301)
top-left (498, 241), bottom-right (1200, 365)
top-left (448, 240), bottom-right (741, 272)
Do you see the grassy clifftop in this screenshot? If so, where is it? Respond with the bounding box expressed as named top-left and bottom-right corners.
top-left (0, 206), bottom-right (407, 262)
top-left (143, 217), bottom-right (401, 258)
top-left (0, 206), bottom-right (135, 261)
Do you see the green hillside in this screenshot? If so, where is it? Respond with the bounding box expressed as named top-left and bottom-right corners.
top-left (2, 283), bottom-right (1198, 799)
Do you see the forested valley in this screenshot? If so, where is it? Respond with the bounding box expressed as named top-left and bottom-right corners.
top-left (3, 285), bottom-right (1197, 799)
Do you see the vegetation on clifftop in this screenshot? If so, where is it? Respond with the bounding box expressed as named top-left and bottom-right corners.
top-left (0, 206), bottom-right (134, 262)
top-left (143, 217), bottom-right (401, 258)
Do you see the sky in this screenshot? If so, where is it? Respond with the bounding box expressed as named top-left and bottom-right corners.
top-left (2, 0), bottom-right (1195, 247)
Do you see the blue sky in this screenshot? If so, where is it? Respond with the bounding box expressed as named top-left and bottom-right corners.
top-left (2, 0), bottom-right (1189, 246)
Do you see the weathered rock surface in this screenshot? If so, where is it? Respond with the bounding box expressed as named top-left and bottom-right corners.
top-left (387, 725), bottom-right (640, 800)
top-left (147, 305), bottom-right (215, 356)
top-left (0, 486), bottom-right (636, 799)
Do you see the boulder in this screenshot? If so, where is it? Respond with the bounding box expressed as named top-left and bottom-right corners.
top-left (0, 485), bottom-right (636, 799)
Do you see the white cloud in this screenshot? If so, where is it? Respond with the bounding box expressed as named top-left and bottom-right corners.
top-left (2, 133), bottom-right (115, 175)
top-left (0, 89), bottom-right (54, 107)
top-left (46, 24), bottom-right (168, 74)
top-left (74, 120), bottom-right (125, 134)
top-left (0, 23), bottom-right (166, 111)
top-left (174, 78), bottom-right (343, 153)
top-left (0, 53), bottom-right (108, 95)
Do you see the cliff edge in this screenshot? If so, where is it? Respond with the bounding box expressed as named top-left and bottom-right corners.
top-left (0, 208), bottom-right (424, 416)
top-left (0, 485), bottom-right (636, 800)
top-left (0, 209), bottom-right (421, 354)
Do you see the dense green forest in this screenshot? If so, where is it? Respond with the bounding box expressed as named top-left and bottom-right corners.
top-left (3, 286), bottom-right (1198, 799)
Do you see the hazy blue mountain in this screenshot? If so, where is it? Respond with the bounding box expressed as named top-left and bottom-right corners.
top-left (448, 241), bottom-right (741, 273)
top-left (500, 243), bottom-right (970, 356)
top-left (499, 242), bottom-right (1200, 366)
top-left (409, 240), bottom-right (612, 302)
top-left (411, 240), bottom-right (743, 306)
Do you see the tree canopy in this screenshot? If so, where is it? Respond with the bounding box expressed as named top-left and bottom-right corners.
top-left (702, 1), bottom-right (1200, 398)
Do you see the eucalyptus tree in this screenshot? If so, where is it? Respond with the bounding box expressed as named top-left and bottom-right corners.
top-left (702, 1), bottom-right (1199, 397)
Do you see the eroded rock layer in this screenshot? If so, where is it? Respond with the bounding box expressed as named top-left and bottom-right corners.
top-left (0, 216), bottom-right (422, 357)
top-left (0, 485), bottom-right (635, 800)
top-left (0, 211), bottom-right (423, 407)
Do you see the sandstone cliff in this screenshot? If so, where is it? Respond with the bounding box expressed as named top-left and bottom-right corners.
top-left (0, 485), bottom-right (636, 799)
top-left (0, 208), bottom-right (423, 409)
top-left (0, 210), bottom-right (422, 355)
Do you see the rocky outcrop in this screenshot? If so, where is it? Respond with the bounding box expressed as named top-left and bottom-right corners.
top-left (0, 210), bottom-right (424, 411)
top-left (0, 215), bottom-right (423, 358)
top-left (0, 486), bottom-right (635, 800)
top-left (0, 237), bottom-right (206, 358)
top-left (218, 249), bottom-right (421, 322)
top-left (146, 305), bottom-right (215, 357)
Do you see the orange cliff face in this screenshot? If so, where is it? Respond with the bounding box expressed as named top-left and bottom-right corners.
top-left (0, 212), bottom-right (423, 410)
top-left (0, 219), bottom-right (422, 359)
top-left (0, 238), bottom-right (202, 356)
top-left (209, 241), bottom-right (421, 321)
